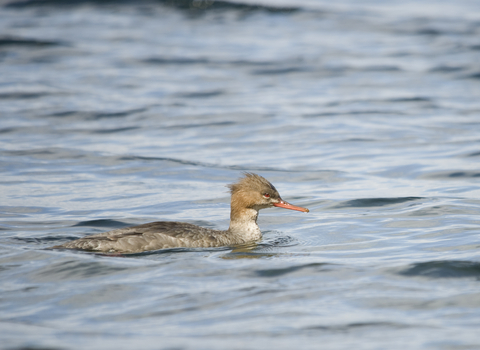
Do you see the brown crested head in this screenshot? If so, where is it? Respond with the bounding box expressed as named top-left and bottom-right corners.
top-left (227, 173), bottom-right (280, 212)
top-left (228, 173), bottom-right (279, 197)
top-left (227, 173), bottom-right (309, 213)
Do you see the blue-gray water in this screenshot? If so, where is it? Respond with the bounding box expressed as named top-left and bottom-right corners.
top-left (1, 0), bottom-right (480, 349)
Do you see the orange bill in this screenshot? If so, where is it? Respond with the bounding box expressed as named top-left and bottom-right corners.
top-left (273, 200), bottom-right (309, 213)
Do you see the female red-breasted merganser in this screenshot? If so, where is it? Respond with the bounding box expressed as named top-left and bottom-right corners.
top-left (52, 173), bottom-right (309, 253)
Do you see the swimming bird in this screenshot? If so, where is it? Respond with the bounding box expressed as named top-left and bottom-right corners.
top-left (51, 173), bottom-right (309, 253)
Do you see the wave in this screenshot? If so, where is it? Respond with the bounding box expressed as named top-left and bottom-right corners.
top-left (5, 0), bottom-right (301, 12)
top-left (0, 36), bottom-right (66, 47)
top-left (332, 197), bottom-right (423, 209)
top-left (398, 260), bottom-right (480, 279)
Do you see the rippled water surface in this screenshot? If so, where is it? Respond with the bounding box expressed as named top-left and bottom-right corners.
top-left (1, 0), bottom-right (480, 349)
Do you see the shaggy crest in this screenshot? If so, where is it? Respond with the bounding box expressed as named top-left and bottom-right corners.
top-left (227, 172), bottom-right (278, 197)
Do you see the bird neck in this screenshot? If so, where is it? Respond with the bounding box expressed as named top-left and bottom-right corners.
top-left (228, 206), bottom-right (261, 240)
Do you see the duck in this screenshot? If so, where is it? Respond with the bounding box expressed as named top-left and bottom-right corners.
top-left (51, 173), bottom-right (309, 253)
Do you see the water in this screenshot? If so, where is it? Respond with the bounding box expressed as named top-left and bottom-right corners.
top-left (1, 0), bottom-right (480, 349)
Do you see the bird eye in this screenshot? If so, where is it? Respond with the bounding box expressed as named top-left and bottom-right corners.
top-left (263, 193), bottom-right (270, 198)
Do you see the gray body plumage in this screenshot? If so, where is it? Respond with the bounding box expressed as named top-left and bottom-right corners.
top-left (55, 221), bottom-right (256, 253)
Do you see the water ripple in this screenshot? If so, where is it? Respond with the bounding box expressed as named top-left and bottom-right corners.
top-left (397, 260), bottom-right (480, 279)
